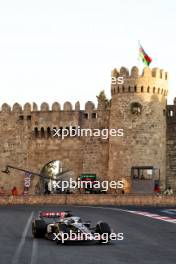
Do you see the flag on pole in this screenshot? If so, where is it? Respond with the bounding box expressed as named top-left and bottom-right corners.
top-left (23, 172), bottom-right (32, 195)
top-left (139, 43), bottom-right (152, 66)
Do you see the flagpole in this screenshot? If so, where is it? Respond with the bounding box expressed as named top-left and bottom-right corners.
top-left (137, 40), bottom-right (140, 70)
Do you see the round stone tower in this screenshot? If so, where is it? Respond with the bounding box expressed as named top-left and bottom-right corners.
top-left (108, 66), bottom-right (168, 192)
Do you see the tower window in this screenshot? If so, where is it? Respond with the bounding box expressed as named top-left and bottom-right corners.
top-left (141, 86), bottom-right (144, 93)
top-left (27, 115), bottom-right (31, 120)
top-left (131, 102), bottom-right (142, 115)
top-left (147, 87), bottom-right (150, 93)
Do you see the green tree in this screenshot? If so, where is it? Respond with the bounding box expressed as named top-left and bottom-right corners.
top-left (96, 90), bottom-right (110, 108)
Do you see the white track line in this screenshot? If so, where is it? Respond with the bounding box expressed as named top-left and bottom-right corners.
top-left (30, 238), bottom-right (38, 264)
top-left (76, 205), bottom-right (125, 212)
top-left (75, 206), bottom-right (176, 224)
top-left (12, 211), bottom-right (34, 264)
top-left (126, 210), bottom-right (176, 224)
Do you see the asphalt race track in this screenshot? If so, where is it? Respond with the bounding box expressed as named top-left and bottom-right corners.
top-left (0, 205), bottom-right (176, 264)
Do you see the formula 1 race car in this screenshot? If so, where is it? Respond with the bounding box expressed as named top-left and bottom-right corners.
top-left (32, 211), bottom-right (112, 244)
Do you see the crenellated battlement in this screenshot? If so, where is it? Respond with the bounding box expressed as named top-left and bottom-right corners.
top-left (0, 100), bottom-right (104, 114)
top-left (1, 65), bottom-right (176, 193)
top-left (112, 66), bottom-right (168, 80)
top-left (111, 66), bottom-right (168, 96)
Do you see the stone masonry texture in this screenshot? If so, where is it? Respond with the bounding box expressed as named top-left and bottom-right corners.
top-left (0, 66), bottom-right (176, 193)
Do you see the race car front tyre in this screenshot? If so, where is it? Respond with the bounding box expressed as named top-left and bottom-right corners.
top-left (32, 220), bottom-right (47, 238)
top-left (95, 222), bottom-right (111, 244)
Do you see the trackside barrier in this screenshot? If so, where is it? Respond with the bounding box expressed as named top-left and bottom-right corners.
top-left (0, 194), bottom-right (176, 206)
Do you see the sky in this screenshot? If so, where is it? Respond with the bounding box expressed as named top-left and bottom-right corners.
top-left (0, 0), bottom-right (175, 109)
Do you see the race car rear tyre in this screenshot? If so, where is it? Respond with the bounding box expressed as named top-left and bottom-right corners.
top-left (32, 220), bottom-right (47, 238)
top-left (95, 222), bottom-right (111, 244)
top-left (56, 223), bottom-right (70, 244)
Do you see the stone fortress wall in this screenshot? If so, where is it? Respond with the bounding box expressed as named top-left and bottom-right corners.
top-left (0, 66), bottom-right (176, 193)
top-left (0, 99), bottom-right (110, 193)
top-left (166, 98), bottom-right (176, 189)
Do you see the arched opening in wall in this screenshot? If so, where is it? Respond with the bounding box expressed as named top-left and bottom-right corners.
top-left (34, 127), bottom-right (39, 137)
top-left (19, 115), bottom-right (24, 121)
top-left (37, 160), bottom-right (75, 194)
top-left (84, 113), bottom-right (89, 119)
top-left (27, 115), bottom-right (31, 121)
top-left (41, 127), bottom-right (45, 137)
top-left (91, 113), bottom-right (97, 119)
top-left (47, 127), bottom-right (51, 137)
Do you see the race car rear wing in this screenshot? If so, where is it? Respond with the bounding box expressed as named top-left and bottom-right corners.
top-left (39, 211), bottom-right (72, 218)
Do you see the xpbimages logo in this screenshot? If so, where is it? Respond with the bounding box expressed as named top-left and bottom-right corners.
top-left (52, 178), bottom-right (124, 192)
top-left (53, 230), bottom-right (124, 244)
top-left (111, 76), bottom-right (124, 85)
top-left (52, 126), bottom-right (124, 139)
